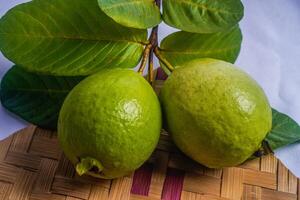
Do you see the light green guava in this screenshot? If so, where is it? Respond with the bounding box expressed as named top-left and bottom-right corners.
top-left (160, 59), bottom-right (272, 168)
top-left (58, 69), bottom-right (162, 179)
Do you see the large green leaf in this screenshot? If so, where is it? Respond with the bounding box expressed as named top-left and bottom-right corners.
top-left (0, 0), bottom-right (148, 76)
top-left (0, 66), bottom-right (84, 129)
top-left (98, 0), bottom-right (162, 29)
top-left (162, 0), bottom-right (244, 33)
top-left (158, 26), bottom-right (242, 73)
top-left (265, 109), bottom-right (300, 150)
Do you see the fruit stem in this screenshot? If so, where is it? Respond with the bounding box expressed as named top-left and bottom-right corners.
top-left (75, 157), bottom-right (104, 176)
top-left (139, 0), bottom-right (175, 79)
top-left (254, 140), bottom-right (273, 157)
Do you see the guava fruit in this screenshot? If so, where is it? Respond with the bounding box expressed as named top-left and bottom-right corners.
top-left (160, 59), bottom-right (272, 168)
top-left (58, 69), bottom-right (162, 179)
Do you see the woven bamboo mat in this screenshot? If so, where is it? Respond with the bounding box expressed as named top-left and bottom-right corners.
top-left (0, 126), bottom-right (299, 200)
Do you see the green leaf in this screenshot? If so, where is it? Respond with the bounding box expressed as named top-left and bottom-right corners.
top-left (98, 0), bottom-right (162, 29)
top-left (158, 26), bottom-right (242, 74)
top-left (0, 0), bottom-right (148, 76)
top-left (265, 109), bottom-right (300, 150)
top-left (0, 66), bottom-right (84, 129)
top-left (162, 0), bottom-right (244, 33)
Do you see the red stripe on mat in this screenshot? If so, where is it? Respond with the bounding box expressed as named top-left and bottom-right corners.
top-left (131, 164), bottom-right (153, 196)
top-left (162, 168), bottom-right (185, 200)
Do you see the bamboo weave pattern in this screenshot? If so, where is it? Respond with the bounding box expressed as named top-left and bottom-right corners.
top-left (0, 126), bottom-right (299, 200)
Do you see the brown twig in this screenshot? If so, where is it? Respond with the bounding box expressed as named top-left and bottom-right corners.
top-left (138, 44), bottom-right (152, 74)
top-left (148, 48), bottom-right (155, 84)
top-left (138, 25), bottom-right (159, 74)
top-left (138, 0), bottom-right (175, 77)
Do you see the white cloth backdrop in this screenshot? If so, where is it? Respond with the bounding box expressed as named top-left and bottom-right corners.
top-left (1, 0), bottom-right (300, 176)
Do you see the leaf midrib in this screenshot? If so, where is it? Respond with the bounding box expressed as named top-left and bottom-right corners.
top-left (0, 33), bottom-right (148, 45)
top-left (269, 129), bottom-right (292, 136)
top-left (102, 0), bottom-right (153, 10)
top-left (159, 45), bottom-right (240, 55)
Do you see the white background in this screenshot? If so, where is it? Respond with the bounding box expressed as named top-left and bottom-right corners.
top-left (1, 0), bottom-right (300, 176)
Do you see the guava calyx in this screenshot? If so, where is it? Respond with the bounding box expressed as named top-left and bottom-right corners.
top-left (75, 157), bottom-right (104, 176)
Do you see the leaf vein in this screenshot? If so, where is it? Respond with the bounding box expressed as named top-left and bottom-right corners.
top-left (165, 0), bottom-right (240, 15)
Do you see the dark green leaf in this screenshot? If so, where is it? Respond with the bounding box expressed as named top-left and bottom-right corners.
top-left (0, 66), bottom-right (84, 129)
top-left (0, 0), bottom-right (148, 76)
top-left (98, 0), bottom-right (162, 29)
top-left (265, 109), bottom-right (300, 150)
top-left (162, 0), bottom-right (244, 33)
top-left (158, 26), bottom-right (242, 74)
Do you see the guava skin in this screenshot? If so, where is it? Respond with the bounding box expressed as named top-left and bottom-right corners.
top-left (58, 69), bottom-right (162, 179)
top-left (160, 59), bottom-right (272, 168)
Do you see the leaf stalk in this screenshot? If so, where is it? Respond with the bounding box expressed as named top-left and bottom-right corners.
top-left (154, 47), bottom-right (175, 72)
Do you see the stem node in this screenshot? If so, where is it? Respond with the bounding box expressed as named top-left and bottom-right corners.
top-left (137, 0), bottom-right (174, 79)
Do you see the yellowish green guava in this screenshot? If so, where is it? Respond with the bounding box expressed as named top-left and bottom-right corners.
top-left (58, 69), bottom-right (162, 179)
top-left (160, 59), bottom-right (272, 168)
